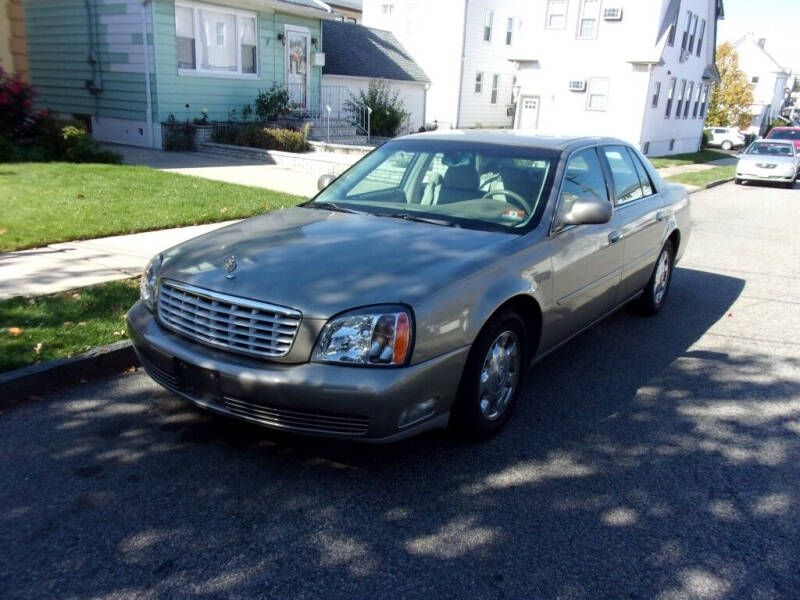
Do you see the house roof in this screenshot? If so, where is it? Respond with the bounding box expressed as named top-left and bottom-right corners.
top-left (733, 34), bottom-right (791, 75)
top-left (279, 0), bottom-right (331, 12)
top-left (322, 21), bottom-right (430, 83)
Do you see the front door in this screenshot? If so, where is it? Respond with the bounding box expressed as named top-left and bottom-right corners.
top-left (518, 96), bottom-right (540, 130)
top-left (540, 147), bottom-right (624, 351)
top-left (285, 26), bottom-right (310, 110)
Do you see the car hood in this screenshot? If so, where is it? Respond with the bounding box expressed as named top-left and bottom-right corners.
top-left (738, 154), bottom-right (796, 165)
top-left (157, 206), bottom-right (516, 318)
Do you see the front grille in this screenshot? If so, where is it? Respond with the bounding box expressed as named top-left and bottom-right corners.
top-left (157, 281), bottom-right (301, 359)
top-left (223, 396), bottom-right (370, 436)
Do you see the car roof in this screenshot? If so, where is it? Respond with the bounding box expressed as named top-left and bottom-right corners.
top-left (395, 129), bottom-right (629, 153)
top-left (769, 126), bottom-right (800, 131)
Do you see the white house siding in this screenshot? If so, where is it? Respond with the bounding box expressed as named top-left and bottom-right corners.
top-left (321, 74), bottom-right (426, 132)
top-left (363, 0), bottom-right (464, 128)
top-left (456, 0), bottom-right (521, 128)
top-left (734, 34), bottom-right (790, 135)
top-left (513, 0), bottom-right (719, 156)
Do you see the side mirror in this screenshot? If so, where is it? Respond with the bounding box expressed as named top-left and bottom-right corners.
top-left (561, 195), bottom-right (613, 227)
top-left (317, 173), bottom-right (336, 191)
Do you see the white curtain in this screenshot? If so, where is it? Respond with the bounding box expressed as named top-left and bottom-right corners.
top-left (199, 9), bottom-right (236, 71)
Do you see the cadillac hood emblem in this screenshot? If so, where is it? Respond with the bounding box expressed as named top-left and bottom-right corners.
top-left (223, 255), bottom-right (238, 279)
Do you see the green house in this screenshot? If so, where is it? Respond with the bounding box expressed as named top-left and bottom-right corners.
top-left (23, 0), bottom-right (337, 147)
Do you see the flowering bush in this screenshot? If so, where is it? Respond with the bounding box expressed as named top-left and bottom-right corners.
top-left (0, 67), bottom-right (44, 142)
top-left (0, 67), bottom-right (121, 163)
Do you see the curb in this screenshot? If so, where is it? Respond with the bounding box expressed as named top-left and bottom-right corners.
top-left (0, 340), bottom-right (140, 407)
top-left (686, 177), bottom-right (735, 194)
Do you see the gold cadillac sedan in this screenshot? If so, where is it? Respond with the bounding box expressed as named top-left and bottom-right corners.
top-left (128, 131), bottom-right (690, 442)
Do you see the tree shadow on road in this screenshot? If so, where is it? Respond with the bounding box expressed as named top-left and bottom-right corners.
top-left (4, 267), bottom-right (800, 599)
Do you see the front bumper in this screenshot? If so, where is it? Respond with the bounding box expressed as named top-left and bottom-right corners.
top-left (737, 166), bottom-right (797, 182)
top-left (126, 302), bottom-right (470, 442)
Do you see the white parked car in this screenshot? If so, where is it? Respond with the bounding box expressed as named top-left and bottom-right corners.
top-left (735, 140), bottom-right (800, 188)
top-left (704, 127), bottom-right (746, 150)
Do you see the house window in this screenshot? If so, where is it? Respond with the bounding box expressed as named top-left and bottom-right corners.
top-left (681, 11), bottom-right (692, 52)
top-left (577, 0), bottom-right (600, 39)
top-left (652, 81), bottom-right (661, 108)
top-left (381, 4), bottom-right (394, 15)
top-left (643, 142), bottom-right (650, 155)
top-left (506, 17), bottom-right (514, 45)
top-left (475, 72), bottom-right (483, 94)
top-left (751, 76), bottom-right (760, 83)
top-left (484, 10), bottom-right (493, 41)
top-left (675, 79), bottom-right (686, 117)
top-left (176, 5), bottom-right (196, 69)
top-left (666, 7), bottom-right (679, 46)
top-left (696, 19), bottom-right (706, 57)
top-left (692, 83), bottom-right (701, 117)
top-left (700, 84), bottom-right (708, 116)
top-left (684, 81), bottom-right (693, 118)
top-left (491, 74), bottom-right (499, 104)
top-left (546, 0), bottom-right (568, 29)
top-left (175, 2), bottom-right (258, 76)
top-left (347, 17), bottom-right (357, 24)
top-left (687, 13), bottom-right (698, 54)
top-left (511, 75), bottom-right (517, 104)
top-left (669, 139), bottom-right (675, 151)
top-left (665, 77), bottom-right (676, 117)
top-left (587, 77), bottom-right (608, 111)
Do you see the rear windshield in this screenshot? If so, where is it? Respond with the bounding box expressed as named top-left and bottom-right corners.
top-left (746, 142), bottom-right (795, 156)
top-left (308, 139), bottom-right (560, 232)
top-left (768, 129), bottom-right (800, 141)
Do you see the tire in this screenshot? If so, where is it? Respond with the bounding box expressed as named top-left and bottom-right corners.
top-left (783, 180), bottom-right (796, 189)
top-left (450, 310), bottom-right (528, 440)
top-left (636, 240), bottom-right (674, 316)
top-left (721, 140), bottom-right (733, 151)
top-left (734, 178), bottom-right (742, 185)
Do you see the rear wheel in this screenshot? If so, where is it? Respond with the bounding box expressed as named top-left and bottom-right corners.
top-left (450, 310), bottom-right (527, 440)
top-left (636, 241), bottom-right (674, 316)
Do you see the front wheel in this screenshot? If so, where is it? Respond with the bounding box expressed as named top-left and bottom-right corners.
top-left (636, 241), bottom-right (674, 316)
top-left (721, 140), bottom-right (733, 151)
top-left (734, 178), bottom-right (742, 185)
top-left (450, 310), bottom-right (527, 440)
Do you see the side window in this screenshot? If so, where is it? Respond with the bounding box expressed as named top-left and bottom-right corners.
top-left (601, 146), bottom-right (644, 205)
top-left (347, 150), bottom-right (413, 197)
top-left (626, 147), bottom-right (655, 197)
top-left (557, 148), bottom-right (608, 225)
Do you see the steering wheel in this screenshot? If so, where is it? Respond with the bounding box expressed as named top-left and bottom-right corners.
top-left (481, 189), bottom-right (532, 214)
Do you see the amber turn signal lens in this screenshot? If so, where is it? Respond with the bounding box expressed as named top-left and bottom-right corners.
top-left (393, 312), bottom-right (410, 364)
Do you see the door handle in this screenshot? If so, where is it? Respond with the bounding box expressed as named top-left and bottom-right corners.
top-left (656, 210), bottom-right (669, 222)
top-left (608, 231), bottom-right (622, 244)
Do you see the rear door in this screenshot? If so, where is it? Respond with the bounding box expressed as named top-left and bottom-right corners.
top-left (599, 145), bottom-right (666, 302)
top-left (544, 147), bottom-right (625, 348)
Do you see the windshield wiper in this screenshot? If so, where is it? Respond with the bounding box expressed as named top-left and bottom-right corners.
top-left (381, 212), bottom-right (460, 227)
top-left (305, 201), bottom-right (367, 215)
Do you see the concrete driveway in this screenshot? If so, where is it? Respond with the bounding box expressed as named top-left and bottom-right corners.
top-left (1, 182), bottom-right (799, 599)
top-left (110, 144), bottom-right (321, 198)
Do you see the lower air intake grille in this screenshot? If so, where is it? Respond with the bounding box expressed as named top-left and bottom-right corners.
top-left (223, 397), bottom-right (370, 436)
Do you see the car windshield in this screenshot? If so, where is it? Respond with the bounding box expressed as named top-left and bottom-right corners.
top-left (307, 139), bottom-right (559, 232)
top-left (746, 142), bottom-right (795, 156)
top-left (768, 129), bottom-right (800, 140)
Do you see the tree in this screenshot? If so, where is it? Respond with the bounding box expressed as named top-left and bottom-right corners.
top-left (706, 42), bottom-right (754, 130)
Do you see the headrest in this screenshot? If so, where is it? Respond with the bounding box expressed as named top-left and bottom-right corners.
top-left (443, 165), bottom-right (479, 190)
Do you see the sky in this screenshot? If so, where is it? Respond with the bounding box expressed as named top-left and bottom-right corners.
top-left (716, 0), bottom-right (800, 74)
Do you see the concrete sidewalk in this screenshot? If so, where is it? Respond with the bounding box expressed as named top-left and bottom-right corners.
top-left (0, 221), bottom-right (236, 300)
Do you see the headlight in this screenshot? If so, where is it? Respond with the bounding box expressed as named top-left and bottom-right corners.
top-left (139, 254), bottom-right (162, 311)
top-left (313, 306), bottom-right (413, 366)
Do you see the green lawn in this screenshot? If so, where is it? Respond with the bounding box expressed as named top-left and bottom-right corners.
top-left (665, 165), bottom-right (736, 187)
top-left (648, 150), bottom-right (733, 169)
top-left (0, 162), bottom-right (304, 252)
top-left (0, 279), bottom-right (140, 373)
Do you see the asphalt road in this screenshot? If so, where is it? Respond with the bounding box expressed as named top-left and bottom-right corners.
top-left (2, 181), bottom-right (799, 600)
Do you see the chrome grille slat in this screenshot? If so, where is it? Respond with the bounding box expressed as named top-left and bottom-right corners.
top-left (223, 397), bottom-right (369, 435)
top-left (157, 280), bottom-right (301, 359)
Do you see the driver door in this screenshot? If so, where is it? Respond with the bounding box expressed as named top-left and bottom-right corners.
top-left (544, 147), bottom-right (625, 346)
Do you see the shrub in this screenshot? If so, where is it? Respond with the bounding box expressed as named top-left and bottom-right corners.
top-left (701, 129), bottom-right (711, 149)
top-left (213, 124), bottom-right (309, 152)
top-left (255, 85), bottom-right (291, 121)
top-left (344, 79), bottom-right (408, 138)
top-left (163, 116), bottom-right (196, 151)
top-left (0, 67), bottom-right (41, 141)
